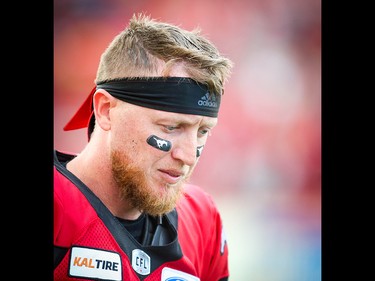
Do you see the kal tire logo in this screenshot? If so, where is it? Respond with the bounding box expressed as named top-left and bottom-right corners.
top-left (69, 246), bottom-right (122, 281)
top-left (198, 92), bottom-right (218, 108)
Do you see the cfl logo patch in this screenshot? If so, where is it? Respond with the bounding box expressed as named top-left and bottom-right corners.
top-left (132, 249), bottom-right (151, 275)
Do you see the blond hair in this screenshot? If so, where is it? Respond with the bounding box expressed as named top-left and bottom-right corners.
top-left (95, 13), bottom-right (233, 95)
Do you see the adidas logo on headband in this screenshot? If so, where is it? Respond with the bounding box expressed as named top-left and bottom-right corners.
top-left (198, 92), bottom-right (218, 108)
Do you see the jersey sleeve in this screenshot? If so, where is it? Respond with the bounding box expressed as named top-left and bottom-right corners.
top-left (203, 193), bottom-right (229, 281)
top-left (177, 184), bottom-right (229, 281)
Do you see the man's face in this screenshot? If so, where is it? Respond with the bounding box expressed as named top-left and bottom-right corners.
top-left (109, 102), bottom-right (217, 216)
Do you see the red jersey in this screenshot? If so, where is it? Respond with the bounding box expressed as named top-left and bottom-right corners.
top-left (54, 150), bottom-right (229, 281)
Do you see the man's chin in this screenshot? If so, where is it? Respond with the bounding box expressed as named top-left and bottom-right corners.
top-left (142, 189), bottom-right (184, 216)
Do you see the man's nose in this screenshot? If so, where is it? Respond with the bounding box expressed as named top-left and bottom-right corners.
top-left (170, 134), bottom-right (198, 166)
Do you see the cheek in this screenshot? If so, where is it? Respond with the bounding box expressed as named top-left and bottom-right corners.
top-left (111, 121), bottom-right (141, 154)
top-left (111, 135), bottom-right (138, 157)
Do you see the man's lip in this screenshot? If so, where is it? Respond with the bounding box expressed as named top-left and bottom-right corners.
top-left (158, 169), bottom-right (184, 184)
top-left (159, 169), bottom-right (183, 178)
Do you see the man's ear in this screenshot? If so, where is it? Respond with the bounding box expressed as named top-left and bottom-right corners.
top-left (92, 89), bottom-right (115, 131)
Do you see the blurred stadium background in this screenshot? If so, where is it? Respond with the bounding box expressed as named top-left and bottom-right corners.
top-left (54, 1), bottom-right (321, 280)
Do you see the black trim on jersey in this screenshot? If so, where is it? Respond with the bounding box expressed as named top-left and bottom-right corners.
top-left (54, 150), bottom-right (183, 279)
top-left (54, 245), bottom-right (69, 269)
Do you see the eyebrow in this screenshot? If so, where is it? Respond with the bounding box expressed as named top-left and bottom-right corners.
top-left (155, 114), bottom-right (217, 128)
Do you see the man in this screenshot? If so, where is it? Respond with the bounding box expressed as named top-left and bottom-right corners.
top-left (54, 13), bottom-right (233, 281)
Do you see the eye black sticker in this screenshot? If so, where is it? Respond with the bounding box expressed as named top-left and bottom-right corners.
top-left (196, 145), bottom-right (204, 157)
top-left (147, 135), bottom-right (172, 152)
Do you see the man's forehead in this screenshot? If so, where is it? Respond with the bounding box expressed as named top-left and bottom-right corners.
top-left (148, 109), bottom-right (218, 127)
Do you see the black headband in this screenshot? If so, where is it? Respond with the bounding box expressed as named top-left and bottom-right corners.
top-left (64, 77), bottom-right (222, 137)
top-left (96, 77), bottom-right (221, 117)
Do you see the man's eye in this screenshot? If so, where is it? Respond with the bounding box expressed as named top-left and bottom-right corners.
top-left (165, 126), bottom-right (178, 131)
top-left (199, 128), bottom-right (211, 136)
